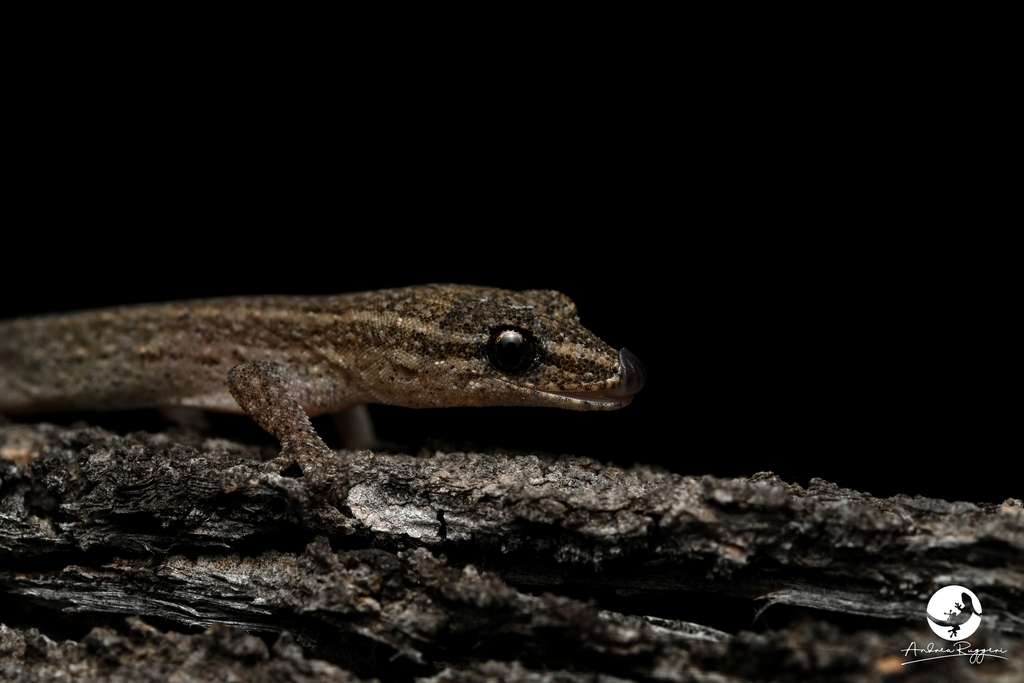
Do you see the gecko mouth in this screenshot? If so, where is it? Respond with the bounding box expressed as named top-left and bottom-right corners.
top-left (506, 348), bottom-right (647, 411)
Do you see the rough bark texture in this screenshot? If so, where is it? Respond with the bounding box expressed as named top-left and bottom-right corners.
top-left (1, 420), bottom-right (1022, 681)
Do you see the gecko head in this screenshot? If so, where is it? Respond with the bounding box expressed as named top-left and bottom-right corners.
top-left (364, 285), bottom-right (645, 411)
top-left (484, 328), bottom-right (646, 411)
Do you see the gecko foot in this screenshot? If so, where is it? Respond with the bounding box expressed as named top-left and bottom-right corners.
top-left (227, 360), bottom-right (345, 496)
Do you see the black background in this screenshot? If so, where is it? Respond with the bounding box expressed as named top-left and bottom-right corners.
top-left (3, 49), bottom-right (1014, 505)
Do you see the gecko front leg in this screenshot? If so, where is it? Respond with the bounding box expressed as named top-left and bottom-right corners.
top-left (226, 360), bottom-right (343, 494)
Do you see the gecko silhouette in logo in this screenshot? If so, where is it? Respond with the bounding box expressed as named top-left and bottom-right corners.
top-left (926, 586), bottom-right (983, 640)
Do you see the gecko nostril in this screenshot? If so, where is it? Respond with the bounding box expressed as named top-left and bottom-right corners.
top-left (616, 348), bottom-right (646, 396)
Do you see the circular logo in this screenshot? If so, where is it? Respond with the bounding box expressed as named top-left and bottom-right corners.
top-left (926, 585), bottom-right (982, 641)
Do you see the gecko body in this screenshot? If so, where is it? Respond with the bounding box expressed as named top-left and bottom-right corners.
top-left (0, 284), bottom-right (644, 417)
top-left (1, 285), bottom-right (644, 487)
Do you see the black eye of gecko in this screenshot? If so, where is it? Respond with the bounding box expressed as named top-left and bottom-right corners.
top-left (487, 327), bottom-right (536, 373)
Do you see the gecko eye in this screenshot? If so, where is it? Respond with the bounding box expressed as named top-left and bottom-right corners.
top-left (487, 327), bottom-right (536, 373)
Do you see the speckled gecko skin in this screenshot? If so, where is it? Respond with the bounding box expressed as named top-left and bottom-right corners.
top-left (1, 285), bottom-right (644, 488)
top-left (0, 284), bottom-right (644, 415)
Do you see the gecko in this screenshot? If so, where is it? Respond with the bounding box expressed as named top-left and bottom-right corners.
top-left (0, 284), bottom-right (645, 489)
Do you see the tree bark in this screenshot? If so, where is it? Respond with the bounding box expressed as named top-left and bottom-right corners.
top-left (1, 421), bottom-right (1022, 681)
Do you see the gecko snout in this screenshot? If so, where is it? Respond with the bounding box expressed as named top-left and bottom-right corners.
top-left (611, 348), bottom-right (646, 397)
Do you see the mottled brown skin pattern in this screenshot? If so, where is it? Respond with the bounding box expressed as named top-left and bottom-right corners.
top-left (0, 285), bottom-right (634, 415)
top-left (1, 285), bottom-right (641, 488)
